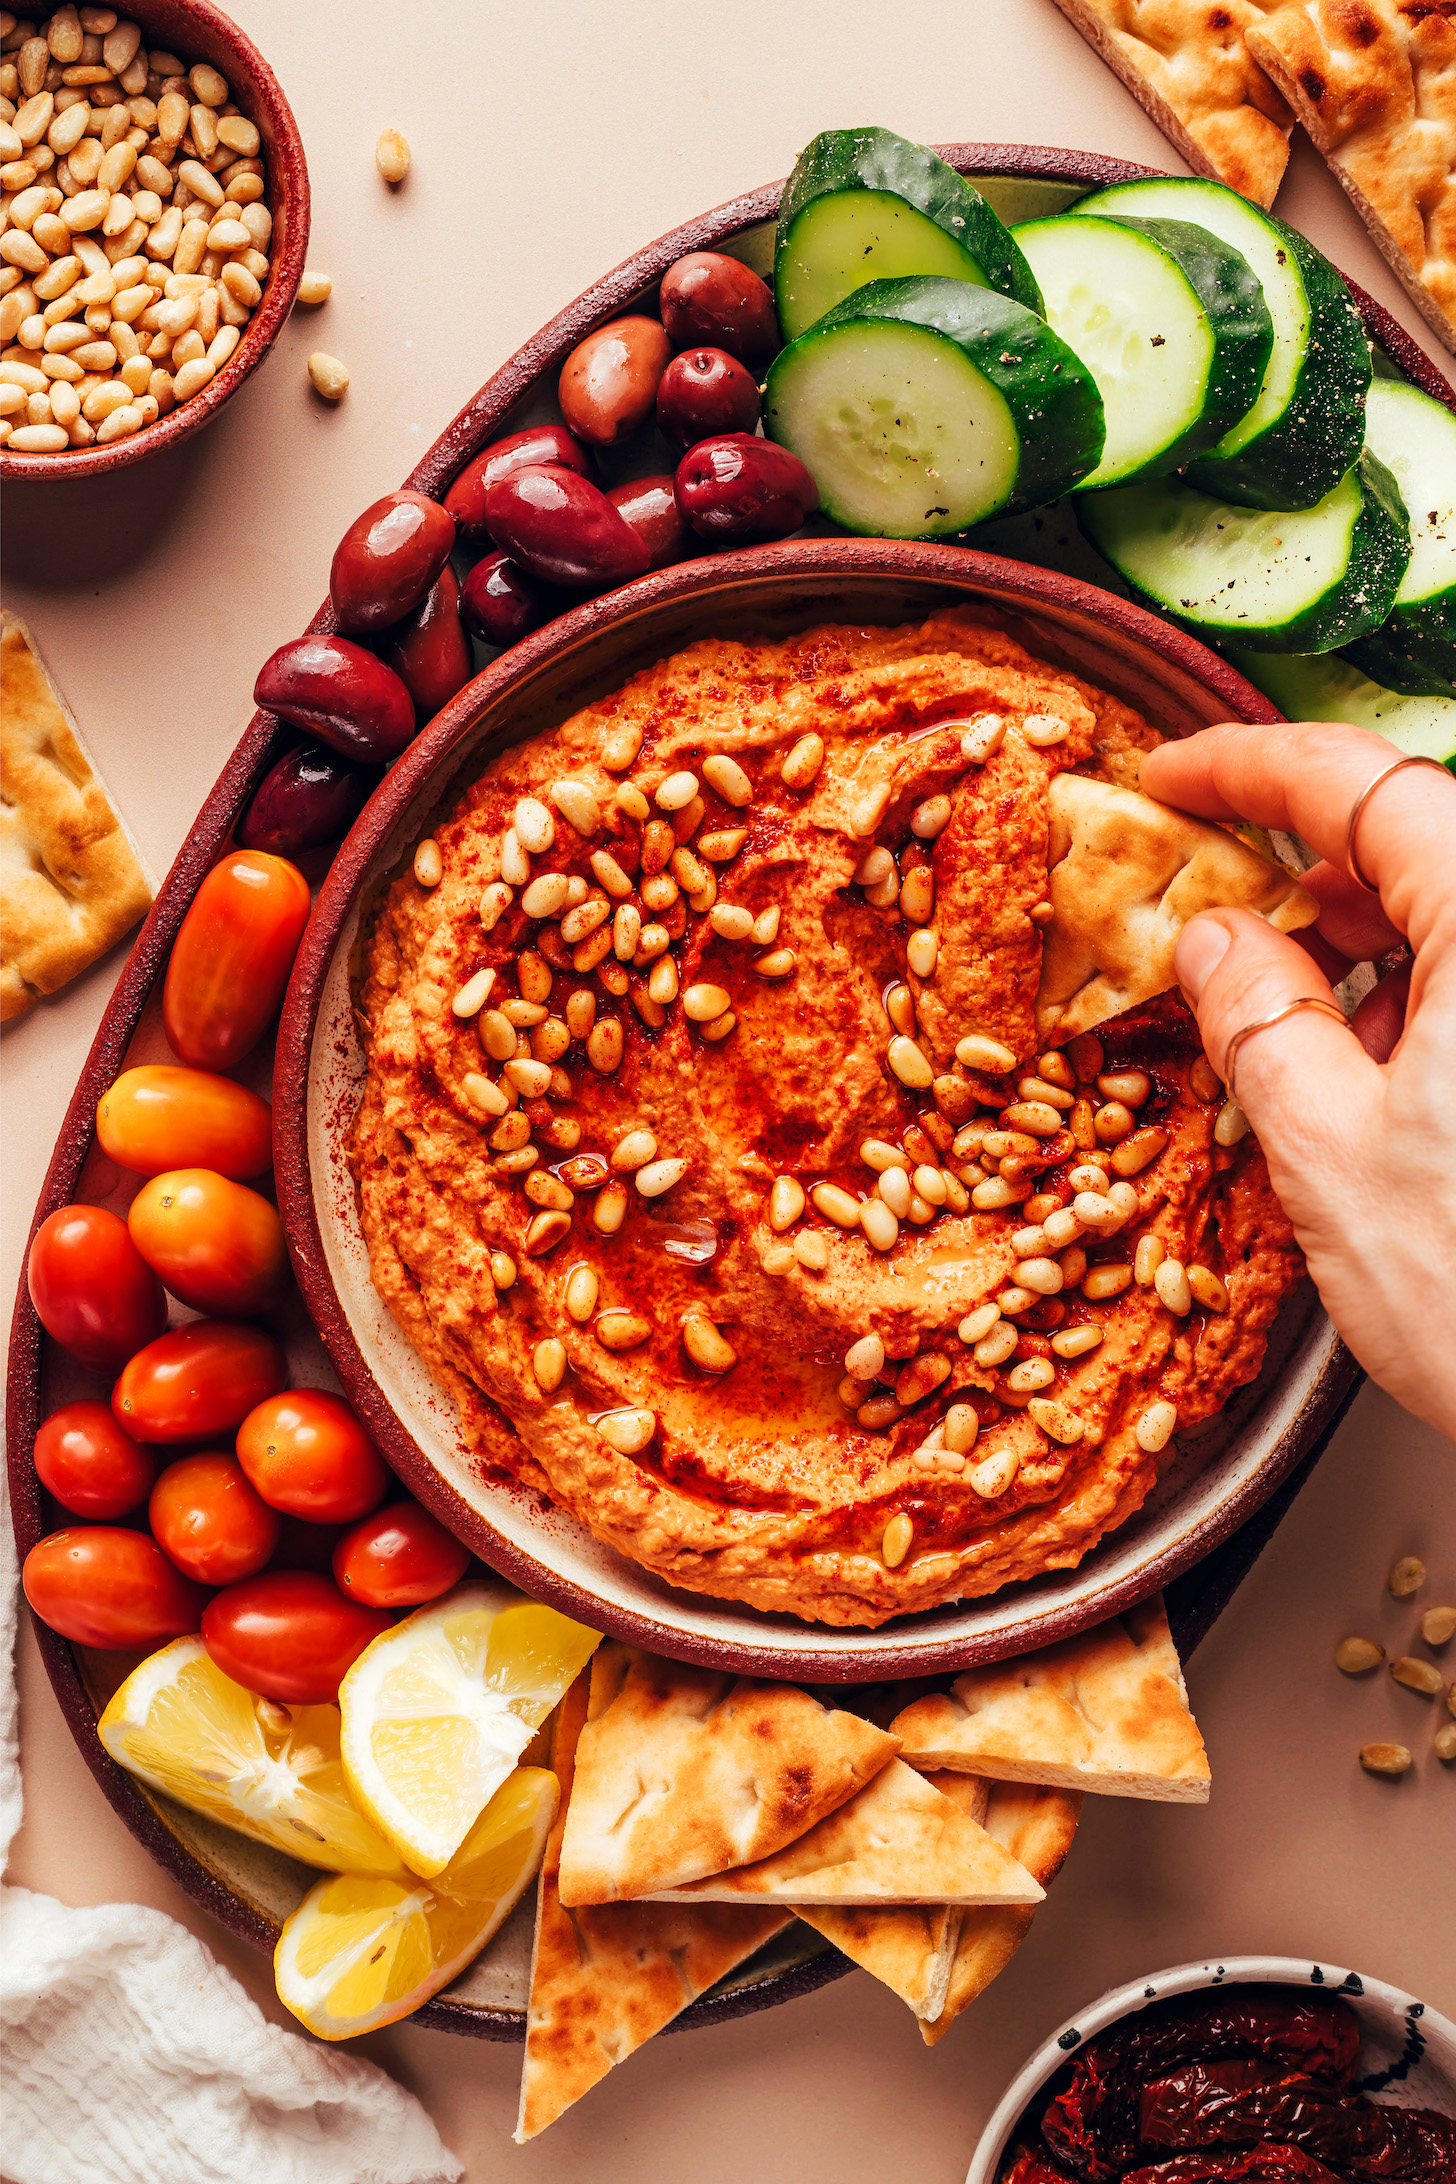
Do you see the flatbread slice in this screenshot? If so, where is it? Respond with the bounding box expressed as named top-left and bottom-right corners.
top-left (639, 1758), bottom-right (1045, 1907)
top-left (920, 1778), bottom-right (1084, 2047)
top-left (891, 1595), bottom-right (1211, 1803)
top-left (1, 612), bottom-right (155, 1022)
top-left (558, 1646), bottom-right (900, 1906)
top-left (1036, 773), bottom-right (1317, 1043)
top-left (515, 1670), bottom-right (789, 2142)
top-left (1247, 0), bottom-right (1456, 353)
top-left (1048, 0), bottom-right (1293, 209)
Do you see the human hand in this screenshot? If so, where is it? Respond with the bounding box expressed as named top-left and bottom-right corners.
top-left (1138, 721), bottom-right (1456, 1440)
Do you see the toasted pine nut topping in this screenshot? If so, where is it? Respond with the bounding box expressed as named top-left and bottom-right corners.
top-left (1154, 1259), bottom-right (1192, 1316)
top-left (812, 1182), bottom-right (861, 1229)
top-left (887, 1035), bottom-right (933, 1089)
top-left (1214, 1097), bottom-right (1249, 1147)
top-left (1050, 1324), bottom-right (1102, 1359)
top-left (959, 713), bottom-right (1006, 763)
top-left (781, 732), bottom-right (824, 788)
top-left (845, 1333), bottom-right (885, 1381)
top-left (1421, 1606), bottom-right (1456, 1646)
top-left (653, 769), bottom-right (699, 811)
top-left (1021, 712), bottom-right (1068, 746)
top-left (451, 968), bottom-right (495, 1018)
top-left (595, 1408), bottom-right (656, 1455)
top-left (973, 1321), bottom-right (1018, 1369)
top-left (911, 793), bottom-right (951, 839)
top-left (1134, 1399), bottom-right (1177, 1453)
top-left (906, 927), bottom-right (938, 978)
top-left (702, 752), bottom-right (752, 806)
top-left (956, 1031), bottom-right (1016, 1074)
top-left (1083, 1263), bottom-right (1133, 1301)
top-left (794, 1230), bottom-right (828, 1271)
top-left (635, 1156), bottom-right (688, 1198)
top-left (967, 1445), bottom-right (1020, 1499)
top-left (767, 1175), bottom-right (805, 1232)
top-left (683, 1312), bottom-right (737, 1371)
top-left (881, 1512), bottom-right (914, 1567)
top-left (490, 1251), bottom-right (517, 1289)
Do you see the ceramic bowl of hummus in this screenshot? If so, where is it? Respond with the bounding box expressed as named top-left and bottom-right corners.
top-left (274, 536), bottom-right (1356, 1681)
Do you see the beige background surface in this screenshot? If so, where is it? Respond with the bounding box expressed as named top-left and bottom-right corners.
top-left (3, 3), bottom-right (1454, 2177)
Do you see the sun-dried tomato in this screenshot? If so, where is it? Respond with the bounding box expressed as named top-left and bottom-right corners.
top-left (1122, 2147), bottom-right (1347, 2184)
top-left (1139, 2060), bottom-right (1456, 2181)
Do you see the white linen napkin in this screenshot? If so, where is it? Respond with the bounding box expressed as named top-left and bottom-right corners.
top-left (0, 1462), bottom-right (463, 2184)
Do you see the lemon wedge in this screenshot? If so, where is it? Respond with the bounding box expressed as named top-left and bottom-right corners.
top-left (274, 1765), bottom-right (558, 2038)
top-left (339, 1581), bottom-right (599, 1876)
top-left (97, 1637), bottom-right (402, 1876)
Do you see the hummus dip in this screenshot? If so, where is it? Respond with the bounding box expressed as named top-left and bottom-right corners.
top-left (350, 610), bottom-right (1303, 1628)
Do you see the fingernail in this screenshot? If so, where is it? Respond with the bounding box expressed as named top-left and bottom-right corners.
top-left (1175, 917), bottom-right (1232, 1003)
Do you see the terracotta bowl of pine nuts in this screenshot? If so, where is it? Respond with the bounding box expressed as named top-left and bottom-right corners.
top-left (0, 0), bottom-right (308, 477)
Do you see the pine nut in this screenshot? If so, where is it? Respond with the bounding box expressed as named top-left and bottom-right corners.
top-left (1007, 1356), bottom-right (1055, 1393)
top-left (1083, 1263), bottom-right (1132, 1301)
top-left (1051, 1324), bottom-right (1103, 1359)
top-left (885, 984), bottom-right (915, 1035)
top-left (307, 349), bottom-right (347, 399)
top-left (646, 955), bottom-right (678, 1006)
top-left (1390, 1655), bottom-right (1442, 1696)
top-left (1187, 1264), bottom-right (1228, 1313)
top-left (1153, 1259), bottom-right (1191, 1315)
top-left (1359, 1742), bottom-right (1412, 1776)
top-left (1028, 1396), bottom-right (1083, 1444)
top-left (781, 732), bottom-right (823, 787)
top-left (1111, 1126), bottom-right (1167, 1176)
top-left (1190, 1054), bottom-right (1222, 1102)
top-left (967, 1446), bottom-right (1019, 1498)
top-left (1004, 1102), bottom-right (1063, 1137)
top-left (911, 793), bottom-right (951, 838)
top-left (958, 1302), bottom-right (1001, 1344)
top-left (1134, 1233), bottom-right (1164, 1286)
top-left (906, 927), bottom-right (938, 978)
top-left (491, 1250), bottom-right (517, 1289)
top-left (1214, 1097), bottom-right (1249, 1147)
top-left (1135, 1400), bottom-right (1177, 1453)
top-left (7, 417), bottom-right (66, 445)
top-left (911, 1163), bottom-right (946, 1206)
top-left (1388, 1555), bottom-right (1426, 1598)
top-left (887, 1035), bottom-right (933, 1089)
top-left (375, 125), bottom-right (409, 182)
top-left (1437, 1723), bottom-right (1456, 1761)
top-left (1022, 712), bottom-right (1069, 746)
top-left (93, 395), bottom-right (139, 437)
top-left (636, 1156), bottom-right (687, 1198)
top-left (812, 1183), bottom-right (860, 1229)
top-left (793, 1229), bottom-right (827, 1270)
top-left (959, 713), bottom-right (1006, 762)
top-left (877, 1167), bottom-right (911, 1218)
top-left (700, 751), bottom-right (751, 806)
top-left (1017, 1256), bottom-right (1063, 1295)
top-left (881, 1512), bottom-right (913, 1567)
top-left (973, 1321), bottom-right (1019, 1369)
top-left (171, 353), bottom-right (211, 399)
top-left (533, 1337), bottom-right (566, 1393)
top-left (297, 267), bottom-right (330, 305)
top-left (1421, 1606), bottom-right (1456, 1646)
top-left (1335, 1636), bottom-right (1384, 1674)
top-left (683, 1312), bottom-right (737, 1371)
top-left (900, 865), bottom-right (934, 922)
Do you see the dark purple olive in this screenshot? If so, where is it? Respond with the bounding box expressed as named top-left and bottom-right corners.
top-left (673, 434), bottom-right (817, 544)
top-left (483, 464), bottom-right (651, 592)
top-left (460, 550), bottom-right (562, 648)
top-left (444, 426), bottom-right (595, 541)
top-left (659, 252), bottom-right (780, 367)
top-left (382, 564), bottom-right (473, 719)
top-left (656, 347), bottom-right (761, 447)
top-left (237, 743), bottom-right (375, 856)
top-left (254, 635), bottom-right (417, 763)
top-left (607, 474), bottom-right (692, 571)
top-left (329, 491), bottom-right (456, 635)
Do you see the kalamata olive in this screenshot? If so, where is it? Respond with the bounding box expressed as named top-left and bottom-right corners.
top-left (607, 475), bottom-right (693, 571)
top-left (659, 253), bottom-right (780, 367)
top-left (656, 347), bottom-right (761, 447)
top-left (444, 426), bottom-right (594, 540)
top-left (557, 316), bottom-right (672, 448)
top-left (460, 550), bottom-right (561, 648)
top-left (329, 490), bottom-right (456, 635)
top-left (382, 564), bottom-right (473, 719)
top-left (254, 635), bottom-right (417, 764)
top-left (484, 464), bottom-right (651, 592)
top-left (674, 434), bottom-right (818, 544)
top-left (238, 743), bottom-right (375, 856)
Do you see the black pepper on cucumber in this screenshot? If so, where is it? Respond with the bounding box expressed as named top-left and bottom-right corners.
top-left (1341, 378), bottom-right (1456, 698)
top-left (763, 276), bottom-right (1104, 537)
top-left (1078, 451), bottom-right (1411, 653)
top-left (1011, 213), bottom-right (1272, 488)
top-left (774, 127), bottom-right (1042, 344)
top-left (1076, 177), bottom-right (1370, 511)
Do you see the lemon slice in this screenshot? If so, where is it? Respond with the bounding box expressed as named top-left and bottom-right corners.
top-left (339, 1581), bottom-right (599, 1876)
top-left (274, 1765), bottom-right (558, 2038)
top-left (98, 1637), bottom-right (402, 1876)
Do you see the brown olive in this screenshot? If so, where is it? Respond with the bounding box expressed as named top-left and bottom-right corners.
top-left (382, 564), bottom-right (473, 720)
top-left (673, 434), bottom-right (817, 544)
top-left (444, 426), bottom-right (594, 540)
top-left (329, 490), bottom-right (456, 635)
top-left (483, 465), bottom-right (651, 592)
top-left (607, 475), bottom-right (693, 571)
top-left (557, 316), bottom-right (672, 447)
top-left (656, 347), bottom-right (761, 447)
top-left (254, 636), bottom-right (417, 763)
top-left (659, 252), bottom-right (780, 367)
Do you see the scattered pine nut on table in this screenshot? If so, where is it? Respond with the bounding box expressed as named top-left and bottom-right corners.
top-left (307, 349), bottom-right (348, 400)
top-left (297, 269), bottom-right (331, 305)
top-left (375, 126), bottom-right (409, 182)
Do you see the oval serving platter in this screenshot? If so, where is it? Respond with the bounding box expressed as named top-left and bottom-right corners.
top-left (8, 147), bottom-right (1451, 2039)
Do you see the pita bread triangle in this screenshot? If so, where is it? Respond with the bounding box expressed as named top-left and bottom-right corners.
top-left (1036, 772), bottom-right (1317, 1044)
top-left (891, 1596), bottom-right (1211, 1804)
top-left (638, 1758), bottom-right (1045, 1907)
top-left (515, 1669), bottom-right (789, 2142)
top-left (558, 1644), bottom-right (900, 1906)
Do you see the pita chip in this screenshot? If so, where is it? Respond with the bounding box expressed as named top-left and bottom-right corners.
top-left (515, 1670), bottom-right (789, 2142)
top-left (639, 1758), bottom-right (1045, 1908)
top-left (891, 1596), bottom-right (1211, 1804)
top-left (920, 1778), bottom-right (1084, 2047)
top-left (1036, 773), bottom-right (1317, 1044)
top-left (558, 1646), bottom-right (899, 1906)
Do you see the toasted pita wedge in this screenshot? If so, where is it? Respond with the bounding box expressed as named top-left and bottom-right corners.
top-left (558, 1646), bottom-right (899, 1906)
top-left (892, 1596), bottom-right (1210, 1804)
top-left (1036, 773), bottom-right (1317, 1043)
top-left (640, 1758), bottom-right (1044, 1907)
top-left (920, 1778), bottom-right (1084, 2047)
top-left (516, 1671), bottom-right (789, 2142)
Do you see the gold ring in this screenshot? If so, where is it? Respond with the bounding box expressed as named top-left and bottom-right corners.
top-left (1345, 754), bottom-right (1454, 894)
top-left (1224, 995), bottom-right (1352, 1105)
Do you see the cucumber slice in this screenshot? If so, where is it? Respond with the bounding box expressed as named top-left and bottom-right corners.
top-left (775, 127), bottom-right (1041, 343)
top-left (1079, 452), bottom-right (1410, 653)
top-left (1012, 213), bottom-right (1272, 488)
top-left (1229, 646), bottom-right (1455, 769)
top-left (1342, 378), bottom-right (1456, 697)
top-left (1077, 177), bottom-right (1370, 510)
top-left (763, 276), bottom-right (1103, 537)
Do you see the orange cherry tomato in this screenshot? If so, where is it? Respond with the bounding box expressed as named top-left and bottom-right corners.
top-left (23, 1527), bottom-right (209, 1650)
top-left (27, 1204), bottom-right (167, 1371)
top-left (113, 1320), bottom-right (287, 1445)
top-left (162, 850), bottom-right (311, 1072)
top-left (332, 1500), bottom-right (471, 1606)
top-left (97, 1065), bottom-right (272, 1180)
top-left (127, 1169), bottom-right (290, 1317)
top-left (236, 1389), bottom-right (390, 1522)
top-left (201, 1571), bottom-right (392, 1704)
top-left (32, 1401), bottom-right (157, 1519)
top-left (149, 1453), bottom-right (281, 1585)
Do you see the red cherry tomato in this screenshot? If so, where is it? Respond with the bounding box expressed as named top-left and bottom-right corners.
top-left (162, 850), bottom-right (311, 1072)
top-left (201, 1571), bottom-right (392, 1704)
top-left (27, 1204), bottom-right (167, 1371)
top-left (236, 1389), bottom-right (390, 1522)
top-left (32, 1401), bottom-right (157, 1519)
top-left (113, 1320), bottom-right (287, 1445)
top-left (127, 1169), bottom-right (290, 1318)
top-left (332, 1501), bottom-right (471, 1607)
top-left (149, 1453), bottom-right (281, 1586)
top-left (22, 1528), bottom-right (208, 1650)
top-left (97, 1065), bottom-right (273, 1180)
